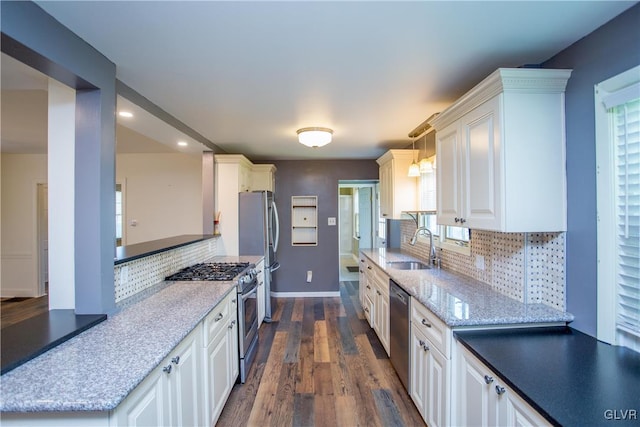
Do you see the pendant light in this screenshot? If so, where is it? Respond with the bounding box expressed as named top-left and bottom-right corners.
top-left (419, 133), bottom-right (433, 173)
top-left (408, 137), bottom-right (420, 177)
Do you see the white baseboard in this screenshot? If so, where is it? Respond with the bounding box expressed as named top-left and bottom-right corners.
top-left (271, 291), bottom-right (340, 298)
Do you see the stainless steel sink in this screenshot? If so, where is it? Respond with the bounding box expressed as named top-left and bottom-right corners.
top-left (386, 261), bottom-right (431, 270)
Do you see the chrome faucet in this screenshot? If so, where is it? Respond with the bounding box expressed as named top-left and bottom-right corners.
top-left (409, 226), bottom-right (437, 265)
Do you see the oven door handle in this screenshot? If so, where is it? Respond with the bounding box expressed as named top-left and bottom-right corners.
top-left (241, 284), bottom-right (258, 301)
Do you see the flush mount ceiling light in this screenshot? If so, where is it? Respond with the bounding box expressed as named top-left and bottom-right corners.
top-left (118, 111), bottom-right (133, 118)
top-left (297, 127), bottom-right (333, 148)
top-left (177, 141), bottom-right (188, 147)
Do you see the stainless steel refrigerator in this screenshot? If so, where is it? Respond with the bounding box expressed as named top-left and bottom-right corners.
top-left (239, 190), bottom-right (280, 322)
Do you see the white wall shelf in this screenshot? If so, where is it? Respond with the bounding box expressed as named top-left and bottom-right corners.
top-left (291, 196), bottom-right (318, 246)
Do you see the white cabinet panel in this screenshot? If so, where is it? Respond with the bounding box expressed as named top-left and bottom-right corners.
top-left (431, 68), bottom-right (571, 232)
top-left (376, 150), bottom-right (418, 219)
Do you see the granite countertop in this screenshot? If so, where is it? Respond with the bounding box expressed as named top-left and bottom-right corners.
top-left (456, 327), bottom-right (640, 426)
top-left (360, 248), bottom-right (573, 327)
top-left (0, 255), bottom-right (261, 413)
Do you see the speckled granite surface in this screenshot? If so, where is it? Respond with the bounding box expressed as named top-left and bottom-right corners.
top-left (0, 255), bottom-right (262, 413)
top-left (360, 248), bottom-right (573, 327)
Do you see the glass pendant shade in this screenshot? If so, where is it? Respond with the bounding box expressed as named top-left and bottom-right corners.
top-left (408, 161), bottom-right (420, 177)
top-left (419, 158), bottom-right (433, 173)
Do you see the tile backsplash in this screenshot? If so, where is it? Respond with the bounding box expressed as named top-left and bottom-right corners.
top-left (399, 221), bottom-right (566, 310)
top-left (113, 239), bottom-right (217, 303)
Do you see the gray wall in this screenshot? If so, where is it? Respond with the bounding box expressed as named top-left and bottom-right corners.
top-left (542, 3), bottom-right (640, 336)
top-left (2, 1), bottom-right (117, 314)
top-left (271, 160), bottom-right (379, 293)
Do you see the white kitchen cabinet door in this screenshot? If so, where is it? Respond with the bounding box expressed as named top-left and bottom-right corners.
top-left (358, 256), bottom-right (367, 308)
top-left (251, 164), bottom-right (277, 192)
top-left (376, 150), bottom-right (418, 219)
top-left (461, 96), bottom-right (501, 230)
top-left (455, 341), bottom-right (550, 427)
top-left (435, 123), bottom-right (461, 226)
top-left (204, 325), bottom-right (231, 426)
top-left (426, 342), bottom-right (449, 427)
top-left (228, 294), bottom-right (239, 383)
top-left (373, 273), bottom-right (390, 356)
top-left (410, 325), bottom-right (429, 419)
top-left (505, 386), bottom-right (552, 427)
top-left (167, 327), bottom-right (203, 427)
top-left (114, 358), bottom-right (171, 427)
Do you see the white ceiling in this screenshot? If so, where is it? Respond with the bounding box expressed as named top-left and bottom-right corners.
top-left (18, 1), bottom-right (639, 160)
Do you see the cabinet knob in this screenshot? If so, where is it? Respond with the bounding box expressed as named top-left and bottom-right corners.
top-left (171, 356), bottom-right (180, 365)
top-left (232, 298), bottom-right (237, 304)
top-left (376, 290), bottom-right (381, 295)
top-left (421, 318), bottom-right (432, 328)
top-left (359, 270), bottom-right (364, 273)
top-left (495, 385), bottom-right (506, 395)
top-left (382, 213), bottom-right (388, 217)
top-left (367, 266), bottom-right (372, 270)
top-left (364, 307), bottom-right (369, 313)
top-left (163, 365), bottom-right (172, 374)
top-left (214, 312), bottom-right (224, 322)
top-left (366, 285), bottom-right (371, 289)
top-left (484, 375), bottom-right (494, 384)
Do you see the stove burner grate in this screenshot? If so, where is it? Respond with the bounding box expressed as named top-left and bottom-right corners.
top-left (165, 262), bottom-right (250, 282)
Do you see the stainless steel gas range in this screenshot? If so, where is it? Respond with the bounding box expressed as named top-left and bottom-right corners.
top-left (166, 261), bottom-right (259, 383)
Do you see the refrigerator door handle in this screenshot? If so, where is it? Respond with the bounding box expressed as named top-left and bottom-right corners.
top-left (271, 200), bottom-right (280, 253)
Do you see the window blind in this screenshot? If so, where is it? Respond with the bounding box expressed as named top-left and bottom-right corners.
top-left (612, 98), bottom-right (640, 338)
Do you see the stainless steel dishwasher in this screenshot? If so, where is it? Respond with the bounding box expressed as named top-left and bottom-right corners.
top-left (389, 279), bottom-right (410, 391)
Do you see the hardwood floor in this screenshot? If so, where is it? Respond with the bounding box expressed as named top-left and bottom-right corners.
top-left (217, 281), bottom-right (425, 427)
top-left (0, 295), bottom-right (49, 330)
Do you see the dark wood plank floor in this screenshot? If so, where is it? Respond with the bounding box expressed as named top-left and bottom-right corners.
top-left (217, 281), bottom-right (425, 427)
top-left (0, 295), bottom-right (49, 330)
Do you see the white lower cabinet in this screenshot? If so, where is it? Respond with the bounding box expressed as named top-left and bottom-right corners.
top-left (361, 253), bottom-right (390, 355)
top-left (455, 341), bottom-right (551, 427)
top-left (114, 325), bottom-right (202, 427)
top-left (410, 299), bottom-right (450, 427)
top-left (203, 290), bottom-right (238, 426)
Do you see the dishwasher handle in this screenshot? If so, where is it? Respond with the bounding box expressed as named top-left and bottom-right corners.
top-left (390, 281), bottom-right (409, 305)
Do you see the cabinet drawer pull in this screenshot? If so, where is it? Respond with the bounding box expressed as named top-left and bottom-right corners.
top-left (421, 318), bottom-right (432, 328)
top-left (366, 285), bottom-right (371, 290)
top-left (367, 266), bottom-right (372, 270)
top-left (484, 375), bottom-right (494, 384)
top-left (171, 356), bottom-right (180, 365)
top-left (214, 312), bottom-right (224, 322)
top-left (495, 385), bottom-right (506, 395)
top-left (460, 218), bottom-right (467, 224)
top-left (163, 365), bottom-right (172, 374)
top-left (364, 307), bottom-right (369, 313)
top-left (376, 290), bottom-right (381, 295)
top-left (455, 217), bottom-right (460, 223)
top-left (228, 320), bottom-right (236, 330)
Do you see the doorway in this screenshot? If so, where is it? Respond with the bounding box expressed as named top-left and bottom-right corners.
top-left (338, 181), bottom-right (378, 281)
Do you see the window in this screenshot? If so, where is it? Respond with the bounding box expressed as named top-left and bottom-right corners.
top-left (595, 66), bottom-right (640, 352)
top-left (417, 154), bottom-right (470, 254)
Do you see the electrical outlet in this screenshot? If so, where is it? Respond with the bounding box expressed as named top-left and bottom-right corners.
top-left (328, 217), bottom-right (336, 226)
top-left (475, 255), bottom-right (485, 271)
top-left (306, 270), bottom-right (312, 283)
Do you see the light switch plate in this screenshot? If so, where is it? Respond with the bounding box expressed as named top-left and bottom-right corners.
top-left (328, 217), bottom-right (336, 226)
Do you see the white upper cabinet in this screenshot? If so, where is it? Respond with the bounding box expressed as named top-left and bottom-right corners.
top-left (430, 68), bottom-right (572, 232)
top-left (251, 164), bottom-right (277, 192)
top-left (376, 149), bottom-right (418, 219)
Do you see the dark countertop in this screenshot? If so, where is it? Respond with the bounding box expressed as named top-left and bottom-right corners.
top-left (455, 327), bottom-right (640, 426)
top-left (114, 234), bottom-right (217, 265)
top-left (1, 310), bottom-right (107, 375)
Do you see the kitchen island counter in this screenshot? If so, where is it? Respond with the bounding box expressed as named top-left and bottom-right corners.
top-left (0, 255), bottom-right (260, 413)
